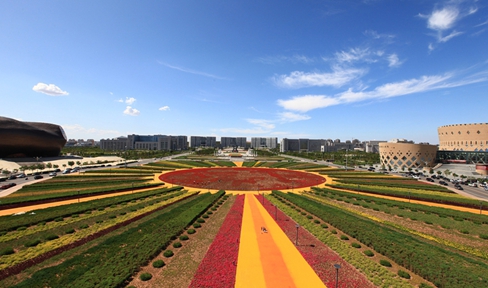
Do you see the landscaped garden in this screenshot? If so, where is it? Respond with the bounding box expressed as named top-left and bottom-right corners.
top-left (0, 160), bottom-right (487, 287)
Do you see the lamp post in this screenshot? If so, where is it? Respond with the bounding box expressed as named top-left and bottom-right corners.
top-left (295, 223), bottom-right (300, 246)
top-left (334, 264), bottom-right (341, 288)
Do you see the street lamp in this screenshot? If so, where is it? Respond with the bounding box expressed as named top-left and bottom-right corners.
top-left (295, 223), bottom-right (300, 245)
top-left (334, 264), bottom-right (341, 288)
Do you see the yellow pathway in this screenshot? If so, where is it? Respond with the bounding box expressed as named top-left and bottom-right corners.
top-left (235, 194), bottom-right (326, 288)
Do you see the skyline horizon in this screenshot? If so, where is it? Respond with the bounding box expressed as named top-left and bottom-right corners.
top-left (1, 1), bottom-right (487, 145)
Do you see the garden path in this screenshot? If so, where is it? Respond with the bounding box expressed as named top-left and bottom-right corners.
top-left (235, 194), bottom-right (325, 287)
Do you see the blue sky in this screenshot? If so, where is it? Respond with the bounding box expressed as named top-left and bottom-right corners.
top-left (1, 0), bottom-right (487, 144)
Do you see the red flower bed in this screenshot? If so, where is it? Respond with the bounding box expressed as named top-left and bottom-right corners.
top-left (159, 167), bottom-right (325, 191)
top-left (259, 195), bottom-right (374, 288)
top-left (189, 195), bottom-right (244, 288)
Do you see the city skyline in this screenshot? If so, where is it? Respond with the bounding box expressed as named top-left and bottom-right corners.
top-left (1, 1), bottom-right (487, 144)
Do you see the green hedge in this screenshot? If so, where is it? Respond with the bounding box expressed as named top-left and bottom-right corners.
top-left (13, 191), bottom-right (223, 288)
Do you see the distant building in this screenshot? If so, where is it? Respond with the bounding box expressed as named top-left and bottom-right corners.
top-left (0, 116), bottom-right (67, 158)
top-left (190, 136), bottom-right (217, 148)
top-left (379, 139), bottom-right (437, 169)
top-left (364, 140), bottom-right (387, 153)
top-left (220, 137), bottom-right (247, 148)
top-left (438, 123), bottom-right (488, 152)
top-left (100, 134), bottom-right (187, 151)
top-left (280, 138), bottom-right (356, 153)
top-left (252, 137), bottom-right (277, 149)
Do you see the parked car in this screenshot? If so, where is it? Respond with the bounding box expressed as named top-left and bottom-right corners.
top-left (455, 185), bottom-right (463, 190)
top-left (8, 175), bottom-right (17, 180)
top-left (468, 183), bottom-right (478, 187)
top-left (49, 172), bottom-right (57, 177)
top-left (54, 168), bottom-right (61, 172)
top-left (0, 183), bottom-right (16, 189)
top-left (34, 175), bottom-right (43, 180)
top-left (426, 178), bottom-right (434, 182)
top-left (439, 180), bottom-right (448, 186)
top-left (17, 173), bottom-right (26, 178)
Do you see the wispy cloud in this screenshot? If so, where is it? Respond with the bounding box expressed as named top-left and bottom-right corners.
top-left (256, 54), bottom-right (315, 65)
top-left (273, 66), bottom-right (366, 89)
top-left (159, 106), bottom-right (170, 111)
top-left (158, 61), bottom-right (228, 80)
top-left (278, 70), bottom-right (488, 112)
top-left (246, 119), bottom-right (275, 130)
top-left (387, 53), bottom-right (403, 67)
top-left (117, 97), bottom-right (136, 105)
top-left (123, 106), bottom-right (140, 116)
top-left (32, 83), bottom-right (69, 96)
top-left (334, 48), bottom-right (381, 64)
top-left (420, 2), bottom-right (478, 48)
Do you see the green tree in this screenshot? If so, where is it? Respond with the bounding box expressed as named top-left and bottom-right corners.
top-left (46, 163), bottom-right (52, 169)
top-left (68, 161), bottom-right (75, 167)
top-left (53, 164), bottom-right (59, 169)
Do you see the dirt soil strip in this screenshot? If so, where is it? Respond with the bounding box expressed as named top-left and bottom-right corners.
top-left (0, 193), bottom-right (197, 281)
top-left (235, 194), bottom-right (325, 287)
top-left (128, 195), bottom-right (236, 288)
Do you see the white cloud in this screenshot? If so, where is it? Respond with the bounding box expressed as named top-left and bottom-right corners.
top-left (387, 54), bottom-right (403, 67)
top-left (438, 30), bottom-right (463, 42)
top-left (125, 97), bottom-right (136, 105)
top-left (277, 95), bottom-right (340, 112)
top-left (278, 112), bottom-right (311, 122)
top-left (32, 83), bottom-right (69, 96)
top-left (334, 48), bottom-right (377, 64)
top-left (246, 119), bottom-right (275, 130)
top-left (421, 3), bottom-right (478, 44)
top-left (123, 106), bottom-right (140, 116)
top-left (278, 70), bottom-right (488, 112)
top-left (273, 66), bottom-right (366, 89)
top-left (159, 106), bottom-right (170, 111)
top-left (427, 6), bottom-right (460, 31)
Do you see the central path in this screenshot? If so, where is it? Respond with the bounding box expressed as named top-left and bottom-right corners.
top-left (235, 194), bottom-right (326, 288)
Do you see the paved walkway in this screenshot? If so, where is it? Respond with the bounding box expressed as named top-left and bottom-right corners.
top-left (235, 194), bottom-right (325, 288)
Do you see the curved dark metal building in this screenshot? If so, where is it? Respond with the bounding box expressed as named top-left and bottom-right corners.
top-left (0, 116), bottom-right (67, 158)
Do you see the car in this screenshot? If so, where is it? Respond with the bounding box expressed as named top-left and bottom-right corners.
top-left (17, 173), bottom-right (26, 178)
top-left (439, 180), bottom-right (448, 186)
top-left (54, 168), bottom-right (61, 172)
top-left (49, 172), bottom-right (57, 177)
top-left (468, 183), bottom-right (478, 187)
top-left (34, 175), bottom-right (43, 180)
top-left (0, 183), bottom-right (16, 189)
top-left (8, 175), bottom-right (17, 180)
top-left (455, 185), bottom-right (463, 190)
top-left (426, 178), bottom-right (434, 182)
top-left (0, 178), bottom-right (6, 182)
top-left (485, 186), bottom-right (488, 191)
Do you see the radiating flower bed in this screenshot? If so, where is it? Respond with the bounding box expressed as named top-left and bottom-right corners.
top-left (260, 195), bottom-right (374, 288)
top-left (189, 195), bottom-right (244, 287)
top-left (159, 167), bottom-right (325, 191)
